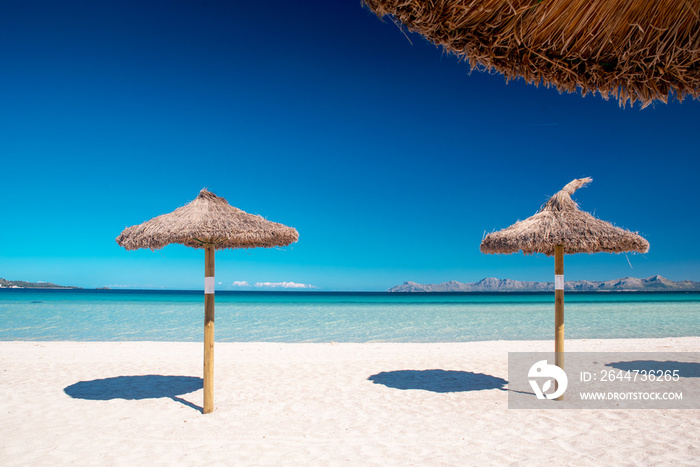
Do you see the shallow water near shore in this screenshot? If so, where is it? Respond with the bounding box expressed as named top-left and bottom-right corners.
top-left (0, 289), bottom-right (698, 342)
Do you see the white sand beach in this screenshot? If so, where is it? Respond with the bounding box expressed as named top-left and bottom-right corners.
top-left (1, 338), bottom-right (699, 466)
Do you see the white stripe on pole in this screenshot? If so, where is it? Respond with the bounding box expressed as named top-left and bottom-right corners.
top-left (555, 275), bottom-right (564, 290)
top-left (205, 277), bottom-right (215, 294)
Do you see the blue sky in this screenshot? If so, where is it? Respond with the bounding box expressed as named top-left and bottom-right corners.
top-left (1, 0), bottom-right (699, 291)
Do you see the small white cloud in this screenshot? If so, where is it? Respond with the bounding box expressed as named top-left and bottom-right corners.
top-left (254, 281), bottom-right (316, 289)
top-left (230, 281), bottom-right (250, 287)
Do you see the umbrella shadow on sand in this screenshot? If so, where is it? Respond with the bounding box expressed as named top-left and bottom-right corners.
top-left (368, 369), bottom-right (507, 393)
top-left (64, 375), bottom-right (203, 412)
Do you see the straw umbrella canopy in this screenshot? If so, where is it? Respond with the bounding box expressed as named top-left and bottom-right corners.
top-left (363, 0), bottom-right (700, 107)
top-left (480, 178), bottom-right (649, 256)
top-left (116, 189), bottom-right (299, 413)
top-left (480, 178), bottom-right (648, 389)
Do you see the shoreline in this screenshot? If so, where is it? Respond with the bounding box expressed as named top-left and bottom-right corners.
top-left (2, 338), bottom-right (699, 465)
top-left (3, 287), bottom-right (700, 294)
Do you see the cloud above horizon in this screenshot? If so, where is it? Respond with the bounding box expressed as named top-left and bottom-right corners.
top-left (254, 281), bottom-right (316, 289)
top-left (228, 280), bottom-right (317, 289)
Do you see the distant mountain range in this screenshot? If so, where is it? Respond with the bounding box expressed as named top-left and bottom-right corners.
top-left (389, 275), bottom-right (700, 292)
top-left (0, 278), bottom-right (80, 289)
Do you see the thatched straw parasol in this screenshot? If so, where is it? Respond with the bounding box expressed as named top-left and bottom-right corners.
top-left (117, 189), bottom-right (299, 413)
top-left (480, 178), bottom-right (648, 393)
top-left (363, 0), bottom-right (700, 107)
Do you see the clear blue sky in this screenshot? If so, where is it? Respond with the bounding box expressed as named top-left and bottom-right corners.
top-left (1, 0), bottom-right (699, 291)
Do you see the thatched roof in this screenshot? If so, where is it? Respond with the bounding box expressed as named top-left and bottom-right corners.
top-left (480, 178), bottom-right (649, 256)
top-left (116, 189), bottom-right (299, 251)
top-left (363, 0), bottom-right (700, 107)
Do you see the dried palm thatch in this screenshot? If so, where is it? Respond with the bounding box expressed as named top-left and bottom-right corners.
top-left (480, 178), bottom-right (649, 256)
top-left (363, 0), bottom-right (700, 107)
top-left (116, 189), bottom-right (299, 251)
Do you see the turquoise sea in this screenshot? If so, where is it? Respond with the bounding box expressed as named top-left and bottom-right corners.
top-left (0, 289), bottom-right (698, 342)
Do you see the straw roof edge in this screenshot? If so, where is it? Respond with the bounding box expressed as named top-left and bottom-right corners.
top-left (116, 189), bottom-right (299, 251)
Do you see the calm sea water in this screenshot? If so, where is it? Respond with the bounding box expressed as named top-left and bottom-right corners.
top-left (0, 289), bottom-right (698, 342)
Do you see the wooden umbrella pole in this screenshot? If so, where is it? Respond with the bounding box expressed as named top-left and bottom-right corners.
top-left (554, 244), bottom-right (565, 371)
top-left (203, 244), bottom-right (215, 414)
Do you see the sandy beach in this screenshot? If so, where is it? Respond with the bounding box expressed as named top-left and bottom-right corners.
top-left (1, 337), bottom-right (699, 465)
